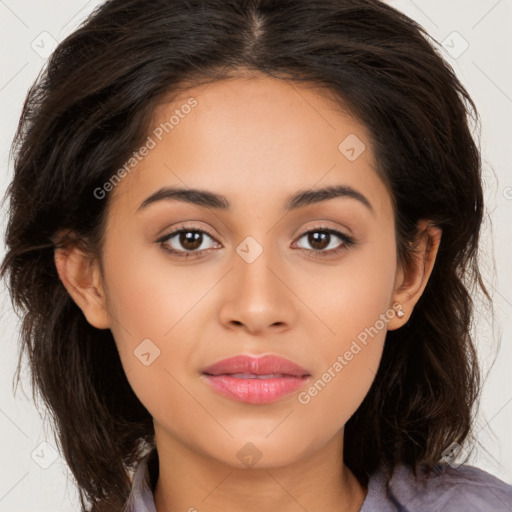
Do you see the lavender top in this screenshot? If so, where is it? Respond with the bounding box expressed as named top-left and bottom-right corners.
top-left (123, 448), bottom-right (512, 511)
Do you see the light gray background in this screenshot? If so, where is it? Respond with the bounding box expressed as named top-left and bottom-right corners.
top-left (1, 1), bottom-right (511, 510)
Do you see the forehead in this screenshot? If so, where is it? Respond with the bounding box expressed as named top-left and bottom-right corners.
top-left (108, 74), bottom-right (392, 220)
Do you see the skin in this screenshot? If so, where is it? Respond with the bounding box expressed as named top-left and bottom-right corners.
top-left (55, 72), bottom-right (441, 512)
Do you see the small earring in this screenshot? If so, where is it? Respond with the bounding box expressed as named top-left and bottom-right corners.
top-left (396, 308), bottom-right (405, 318)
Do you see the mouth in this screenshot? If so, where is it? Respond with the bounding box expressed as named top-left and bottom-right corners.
top-left (201, 355), bottom-right (311, 404)
top-left (203, 372), bottom-right (302, 379)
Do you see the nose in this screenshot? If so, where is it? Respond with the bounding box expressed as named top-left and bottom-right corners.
top-left (218, 241), bottom-right (297, 335)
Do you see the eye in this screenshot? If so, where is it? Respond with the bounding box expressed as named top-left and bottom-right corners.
top-left (156, 224), bottom-right (355, 260)
top-left (157, 226), bottom-right (220, 259)
top-left (292, 226), bottom-right (355, 257)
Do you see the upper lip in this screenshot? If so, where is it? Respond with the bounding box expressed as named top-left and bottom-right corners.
top-left (202, 355), bottom-right (310, 377)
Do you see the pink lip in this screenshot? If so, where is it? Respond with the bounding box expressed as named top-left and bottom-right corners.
top-left (201, 355), bottom-right (311, 404)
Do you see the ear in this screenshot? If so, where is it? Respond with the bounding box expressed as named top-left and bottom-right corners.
top-left (387, 219), bottom-right (442, 330)
top-left (54, 239), bottom-right (110, 330)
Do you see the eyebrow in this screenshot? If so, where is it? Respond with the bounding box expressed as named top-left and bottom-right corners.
top-left (137, 185), bottom-right (374, 214)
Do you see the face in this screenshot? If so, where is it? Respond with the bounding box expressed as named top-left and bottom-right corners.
top-left (77, 74), bottom-right (405, 468)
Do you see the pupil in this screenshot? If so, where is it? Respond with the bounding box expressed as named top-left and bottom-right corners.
top-left (180, 231), bottom-right (202, 250)
top-left (310, 232), bottom-right (329, 250)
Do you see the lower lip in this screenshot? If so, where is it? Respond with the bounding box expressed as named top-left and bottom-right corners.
top-left (202, 374), bottom-right (310, 404)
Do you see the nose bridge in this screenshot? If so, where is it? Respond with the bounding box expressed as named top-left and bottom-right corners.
top-left (234, 233), bottom-right (282, 301)
top-left (219, 232), bottom-right (294, 332)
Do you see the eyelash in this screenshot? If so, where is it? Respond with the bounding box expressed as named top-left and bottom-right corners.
top-left (156, 224), bottom-right (355, 260)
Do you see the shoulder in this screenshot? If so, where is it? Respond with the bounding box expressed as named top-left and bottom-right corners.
top-left (361, 462), bottom-right (512, 512)
top-left (123, 448), bottom-right (158, 512)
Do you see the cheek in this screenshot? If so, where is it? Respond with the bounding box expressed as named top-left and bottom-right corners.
top-left (294, 231), bottom-right (396, 425)
top-left (297, 329), bottom-right (385, 439)
top-left (99, 234), bottom-right (217, 402)
top-left (302, 227), bottom-right (397, 343)
top-left (101, 232), bottom-right (217, 341)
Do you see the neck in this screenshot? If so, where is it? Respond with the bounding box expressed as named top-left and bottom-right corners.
top-left (152, 429), bottom-right (367, 512)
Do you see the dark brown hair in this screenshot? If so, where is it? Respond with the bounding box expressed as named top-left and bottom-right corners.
top-left (1, 0), bottom-right (491, 510)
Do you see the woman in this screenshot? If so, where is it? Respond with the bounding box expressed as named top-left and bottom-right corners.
top-left (2, 0), bottom-right (511, 511)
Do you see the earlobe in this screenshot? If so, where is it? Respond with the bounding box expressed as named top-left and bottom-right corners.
top-left (387, 220), bottom-right (442, 330)
top-left (54, 244), bottom-right (110, 330)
